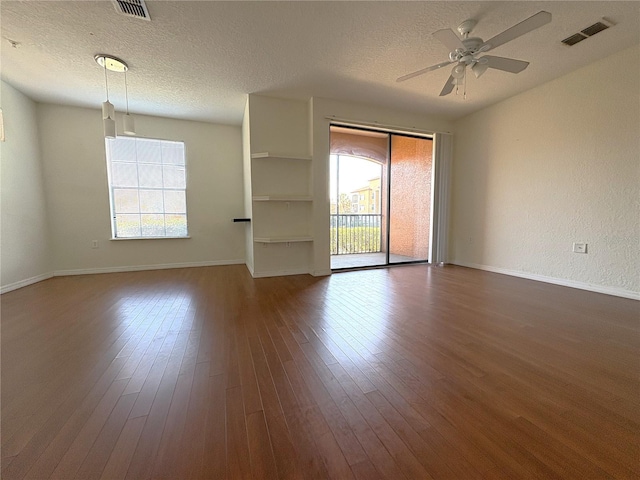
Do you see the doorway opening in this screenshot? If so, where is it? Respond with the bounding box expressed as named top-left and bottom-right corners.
top-left (330, 125), bottom-right (433, 270)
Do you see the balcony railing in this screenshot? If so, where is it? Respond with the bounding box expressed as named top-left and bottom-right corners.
top-left (330, 214), bottom-right (382, 255)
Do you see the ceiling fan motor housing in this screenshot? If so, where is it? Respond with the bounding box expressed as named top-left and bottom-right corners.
top-left (462, 37), bottom-right (484, 53)
top-left (450, 37), bottom-right (485, 63)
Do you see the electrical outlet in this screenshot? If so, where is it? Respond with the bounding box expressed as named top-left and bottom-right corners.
top-left (92, 240), bottom-right (99, 249)
top-left (572, 242), bottom-right (587, 254)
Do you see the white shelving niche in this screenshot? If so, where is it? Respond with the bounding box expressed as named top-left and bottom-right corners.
top-left (250, 152), bottom-right (314, 246)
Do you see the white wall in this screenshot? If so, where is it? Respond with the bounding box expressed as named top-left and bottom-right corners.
top-left (0, 81), bottom-right (52, 291)
top-left (242, 98), bottom-right (254, 273)
top-left (37, 103), bottom-right (245, 273)
top-left (310, 97), bottom-right (454, 275)
top-left (450, 46), bottom-right (640, 298)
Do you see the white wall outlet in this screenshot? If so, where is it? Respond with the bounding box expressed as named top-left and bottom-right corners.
top-left (92, 240), bottom-right (99, 249)
top-left (572, 242), bottom-right (587, 253)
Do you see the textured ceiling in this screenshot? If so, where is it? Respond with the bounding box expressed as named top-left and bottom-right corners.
top-left (1, 1), bottom-right (638, 125)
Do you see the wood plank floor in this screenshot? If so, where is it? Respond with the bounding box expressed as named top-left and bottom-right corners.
top-left (1, 264), bottom-right (638, 479)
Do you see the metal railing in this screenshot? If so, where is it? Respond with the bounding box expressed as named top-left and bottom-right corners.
top-left (330, 214), bottom-right (382, 255)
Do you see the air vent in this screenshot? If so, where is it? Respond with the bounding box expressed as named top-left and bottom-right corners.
top-left (561, 18), bottom-right (614, 46)
top-left (561, 33), bottom-right (587, 46)
top-left (112, 0), bottom-right (150, 20)
top-left (581, 22), bottom-right (609, 37)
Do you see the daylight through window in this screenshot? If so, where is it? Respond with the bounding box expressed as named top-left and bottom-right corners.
top-left (105, 137), bottom-right (188, 238)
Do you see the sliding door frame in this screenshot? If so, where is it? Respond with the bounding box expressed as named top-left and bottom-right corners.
top-left (330, 123), bottom-right (434, 270)
top-left (386, 131), bottom-right (433, 266)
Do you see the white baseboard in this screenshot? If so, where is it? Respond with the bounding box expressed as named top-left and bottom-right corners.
top-left (1, 260), bottom-right (246, 294)
top-left (54, 259), bottom-right (245, 277)
top-left (452, 261), bottom-right (639, 300)
top-left (311, 269), bottom-right (332, 277)
top-left (1, 272), bottom-right (54, 294)
top-left (251, 267), bottom-right (311, 278)
top-left (245, 263), bottom-right (255, 277)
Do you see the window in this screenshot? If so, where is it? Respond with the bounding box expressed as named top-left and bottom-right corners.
top-left (105, 136), bottom-right (188, 238)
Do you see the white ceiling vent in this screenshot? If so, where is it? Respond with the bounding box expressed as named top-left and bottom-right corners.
top-left (112, 0), bottom-right (150, 21)
top-left (561, 18), bottom-right (614, 46)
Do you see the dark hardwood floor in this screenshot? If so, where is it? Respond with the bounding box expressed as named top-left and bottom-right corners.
top-left (1, 264), bottom-right (638, 479)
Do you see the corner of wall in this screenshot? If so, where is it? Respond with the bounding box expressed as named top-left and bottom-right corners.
top-left (0, 81), bottom-right (53, 291)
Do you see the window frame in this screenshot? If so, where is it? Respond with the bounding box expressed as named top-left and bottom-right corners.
top-left (104, 135), bottom-right (190, 240)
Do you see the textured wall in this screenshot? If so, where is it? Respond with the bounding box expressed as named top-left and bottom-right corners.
top-left (0, 81), bottom-right (52, 289)
top-left (450, 46), bottom-right (640, 296)
top-left (37, 103), bottom-right (245, 272)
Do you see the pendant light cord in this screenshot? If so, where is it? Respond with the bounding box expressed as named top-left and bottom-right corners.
top-left (103, 62), bottom-right (110, 101)
top-left (124, 70), bottom-right (130, 115)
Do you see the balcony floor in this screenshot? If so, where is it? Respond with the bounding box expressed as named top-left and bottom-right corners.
top-left (331, 252), bottom-right (426, 269)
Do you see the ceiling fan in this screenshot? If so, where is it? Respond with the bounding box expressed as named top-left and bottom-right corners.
top-left (397, 11), bottom-right (552, 97)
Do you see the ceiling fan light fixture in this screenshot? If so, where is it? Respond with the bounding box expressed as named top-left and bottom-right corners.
top-left (396, 10), bottom-right (552, 99)
top-left (472, 62), bottom-right (489, 78)
top-left (452, 64), bottom-right (466, 78)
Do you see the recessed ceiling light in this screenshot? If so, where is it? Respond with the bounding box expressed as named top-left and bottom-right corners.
top-left (94, 54), bottom-right (128, 72)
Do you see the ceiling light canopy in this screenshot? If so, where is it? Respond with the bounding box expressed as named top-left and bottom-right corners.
top-left (95, 54), bottom-right (128, 72)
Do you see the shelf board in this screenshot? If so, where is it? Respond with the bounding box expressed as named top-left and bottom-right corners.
top-left (253, 195), bottom-right (312, 202)
top-left (254, 235), bottom-right (313, 244)
top-left (251, 152), bottom-right (312, 161)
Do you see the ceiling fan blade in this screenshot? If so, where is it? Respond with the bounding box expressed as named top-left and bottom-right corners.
top-left (483, 11), bottom-right (551, 50)
top-left (396, 61), bottom-right (453, 83)
top-left (433, 28), bottom-right (465, 51)
top-left (483, 55), bottom-right (529, 73)
top-left (439, 76), bottom-right (455, 96)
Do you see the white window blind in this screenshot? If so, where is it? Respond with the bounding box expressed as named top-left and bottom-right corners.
top-left (105, 136), bottom-right (188, 238)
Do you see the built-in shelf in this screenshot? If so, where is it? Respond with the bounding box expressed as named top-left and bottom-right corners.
top-left (254, 235), bottom-right (313, 244)
top-left (252, 195), bottom-right (312, 202)
top-left (251, 152), bottom-right (312, 161)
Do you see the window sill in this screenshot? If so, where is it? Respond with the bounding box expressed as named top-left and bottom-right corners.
top-left (110, 236), bottom-right (191, 241)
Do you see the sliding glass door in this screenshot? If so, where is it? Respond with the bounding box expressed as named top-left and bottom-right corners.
top-left (330, 125), bottom-right (432, 270)
top-left (388, 134), bottom-right (432, 264)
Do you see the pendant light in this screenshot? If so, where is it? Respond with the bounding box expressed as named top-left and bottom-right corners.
top-left (95, 54), bottom-right (132, 138)
top-left (101, 60), bottom-right (116, 138)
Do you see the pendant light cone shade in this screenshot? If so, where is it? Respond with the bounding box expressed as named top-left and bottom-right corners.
top-left (123, 114), bottom-right (135, 135)
top-left (102, 100), bottom-right (115, 120)
top-left (103, 116), bottom-right (116, 138)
